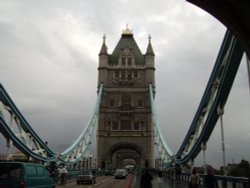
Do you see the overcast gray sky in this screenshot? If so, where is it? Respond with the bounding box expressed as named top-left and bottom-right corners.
top-left (0, 0), bottom-right (249, 167)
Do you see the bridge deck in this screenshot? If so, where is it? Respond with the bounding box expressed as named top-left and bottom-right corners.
top-left (131, 175), bottom-right (189, 188)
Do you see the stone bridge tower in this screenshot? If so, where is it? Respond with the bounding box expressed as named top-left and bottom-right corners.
top-left (97, 26), bottom-right (155, 169)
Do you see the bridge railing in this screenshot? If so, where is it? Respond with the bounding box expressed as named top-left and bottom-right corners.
top-left (180, 173), bottom-right (249, 188)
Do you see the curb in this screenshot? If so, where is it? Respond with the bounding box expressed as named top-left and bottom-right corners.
top-left (124, 173), bottom-right (134, 188)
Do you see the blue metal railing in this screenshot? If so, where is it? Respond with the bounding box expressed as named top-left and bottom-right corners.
top-left (179, 173), bottom-right (249, 188)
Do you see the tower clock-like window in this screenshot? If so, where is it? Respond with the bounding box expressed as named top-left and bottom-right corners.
top-left (120, 54), bottom-right (133, 66)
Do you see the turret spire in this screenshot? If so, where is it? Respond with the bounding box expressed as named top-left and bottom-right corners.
top-left (146, 34), bottom-right (155, 56)
top-left (99, 34), bottom-right (108, 55)
top-left (148, 34), bottom-right (152, 42)
top-left (103, 34), bottom-right (106, 44)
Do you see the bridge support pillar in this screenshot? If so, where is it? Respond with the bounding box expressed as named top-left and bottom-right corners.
top-left (218, 104), bottom-right (227, 175)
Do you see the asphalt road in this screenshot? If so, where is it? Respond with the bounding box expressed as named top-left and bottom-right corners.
top-left (56, 175), bottom-right (131, 188)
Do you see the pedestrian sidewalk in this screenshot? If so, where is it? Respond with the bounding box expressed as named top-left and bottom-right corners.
top-left (130, 174), bottom-right (189, 188)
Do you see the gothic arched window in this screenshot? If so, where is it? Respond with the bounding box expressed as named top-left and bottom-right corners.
top-left (127, 57), bottom-right (132, 65)
top-left (122, 57), bottom-right (126, 65)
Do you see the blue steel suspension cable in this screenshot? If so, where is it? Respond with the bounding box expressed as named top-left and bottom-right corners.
top-left (59, 84), bottom-right (103, 164)
top-left (149, 83), bottom-right (174, 163)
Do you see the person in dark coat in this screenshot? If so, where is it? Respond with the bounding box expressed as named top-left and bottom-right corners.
top-left (140, 169), bottom-right (153, 188)
top-left (189, 168), bottom-right (200, 188)
top-left (204, 168), bottom-right (218, 188)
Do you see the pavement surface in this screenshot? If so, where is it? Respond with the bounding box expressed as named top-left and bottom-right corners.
top-left (131, 174), bottom-right (189, 188)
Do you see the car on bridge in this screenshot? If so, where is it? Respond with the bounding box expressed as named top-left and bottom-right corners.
top-left (76, 170), bottom-right (96, 184)
top-left (114, 169), bottom-right (127, 179)
top-left (0, 161), bottom-right (55, 188)
top-left (104, 168), bottom-right (113, 176)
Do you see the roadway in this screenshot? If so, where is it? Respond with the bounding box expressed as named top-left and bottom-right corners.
top-left (56, 175), bottom-right (132, 188)
top-left (56, 174), bottom-right (189, 188)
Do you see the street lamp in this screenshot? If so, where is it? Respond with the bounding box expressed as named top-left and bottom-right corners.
top-left (89, 155), bottom-right (92, 169)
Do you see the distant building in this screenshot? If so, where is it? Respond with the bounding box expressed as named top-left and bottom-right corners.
top-left (0, 154), bottom-right (7, 161)
top-left (0, 151), bottom-right (28, 161)
top-left (8, 152), bottom-right (28, 161)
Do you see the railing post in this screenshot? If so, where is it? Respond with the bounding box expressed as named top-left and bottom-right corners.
top-left (222, 178), bottom-right (227, 188)
top-left (232, 181), bottom-right (236, 188)
top-left (243, 181), bottom-right (248, 188)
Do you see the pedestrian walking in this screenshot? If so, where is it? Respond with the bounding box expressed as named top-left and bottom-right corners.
top-left (58, 165), bottom-right (68, 185)
top-left (140, 169), bottom-right (153, 188)
top-left (140, 160), bottom-right (153, 188)
top-left (176, 165), bottom-right (182, 182)
top-left (45, 161), bottom-right (59, 182)
top-left (204, 168), bottom-right (218, 188)
top-left (189, 168), bottom-right (200, 188)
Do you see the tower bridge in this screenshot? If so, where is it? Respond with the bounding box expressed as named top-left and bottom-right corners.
top-left (0, 26), bottom-right (244, 169)
top-left (0, 1), bottom-right (250, 187)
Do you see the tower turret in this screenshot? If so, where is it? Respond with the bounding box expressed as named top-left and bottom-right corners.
top-left (98, 34), bottom-right (109, 84)
top-left (145, 34), bottom-right (155, 56)
top-left (99, 34), bottom-right (108, 56)
top-left (145, 34), bottom-right (155, 86)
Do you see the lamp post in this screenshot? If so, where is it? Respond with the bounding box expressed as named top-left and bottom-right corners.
top-left (89, 155), bottom-right (92, 169)
top-left (83, 157), bottom-right (85, 169)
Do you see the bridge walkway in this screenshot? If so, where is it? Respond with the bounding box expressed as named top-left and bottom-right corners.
top-left (130, 174), bottom-right (189, 188)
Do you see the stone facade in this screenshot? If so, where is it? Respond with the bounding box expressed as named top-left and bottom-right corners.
top-left (97, 27), bottom-right (155, 169)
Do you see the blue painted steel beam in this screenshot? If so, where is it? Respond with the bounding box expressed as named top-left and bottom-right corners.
top-left (176, 30), bottom-right (233, 159)
top-left (0, 117), bottom-right (54, 162)
top-left (0, 84), bottom-right (55, 157)
top-left (0, 83), bottom-right (103, 164)
top-left (177, 30), bottom-right (243, 164)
